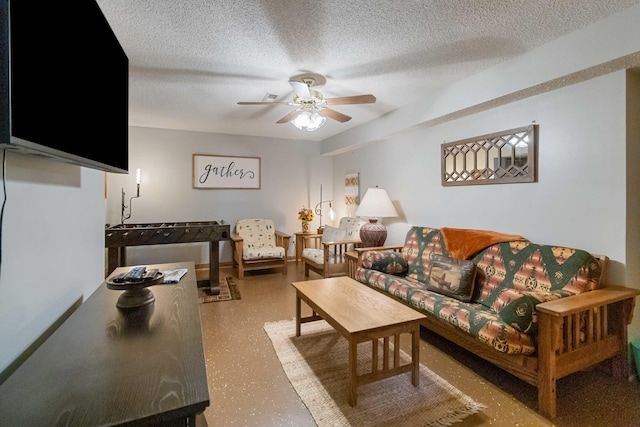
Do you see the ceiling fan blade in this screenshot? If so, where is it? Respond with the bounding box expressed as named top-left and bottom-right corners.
top-left (289, 80), bottom-right (311, 99)
top-left (325, 94), bottom-right (376, 105)
top-left (237, 101), bottom-right (291, 105)
top-left (276, 110), bottom-right (301, 124)
top-left (319, 108), bottom-right (352, 123)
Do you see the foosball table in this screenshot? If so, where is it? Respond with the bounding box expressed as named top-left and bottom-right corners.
top-left (105, 221), bottom-right (230, 293)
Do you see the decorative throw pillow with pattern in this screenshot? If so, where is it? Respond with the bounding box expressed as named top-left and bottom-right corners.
top-left (426, 254), bottom-right (477, 302)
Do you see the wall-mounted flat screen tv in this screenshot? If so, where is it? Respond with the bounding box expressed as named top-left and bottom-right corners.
top-left (0, 0), bottom-right (129, 174)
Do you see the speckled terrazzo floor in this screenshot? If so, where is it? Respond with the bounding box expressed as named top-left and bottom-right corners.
top-left (197, 263), bottom-right (640, 427)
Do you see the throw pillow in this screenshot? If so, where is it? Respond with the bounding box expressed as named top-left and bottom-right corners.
top-left (322, 225), bottom-right (346, 243)
top-left (426, 254), bottom-right (477, 302)
top-left (366, 251), bottom-right (408, 275)
top-left (344, 221), bottom-right (364, 240)
top-left (494, 290), bottom-right (548, 334)
top-left (493, 289), bottom-right (535, 333)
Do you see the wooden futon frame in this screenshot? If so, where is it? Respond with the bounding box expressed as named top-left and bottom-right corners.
top-left (350, 249), bottom-right (639, 418)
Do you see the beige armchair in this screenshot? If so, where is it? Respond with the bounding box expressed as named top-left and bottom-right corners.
top-left (230, 218), bottom-right (291, 279)
top-left (302, 217), bottom-right (367, 278)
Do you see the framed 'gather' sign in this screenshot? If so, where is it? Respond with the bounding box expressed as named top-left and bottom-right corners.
top-left (192, 154), bottom-right (261, 189)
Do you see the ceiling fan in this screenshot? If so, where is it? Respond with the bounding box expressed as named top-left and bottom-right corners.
top-left (237, 74), bottom-right (376, 131)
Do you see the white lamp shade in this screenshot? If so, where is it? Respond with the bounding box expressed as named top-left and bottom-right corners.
top-left (355, 187), bottom-right (398, 218)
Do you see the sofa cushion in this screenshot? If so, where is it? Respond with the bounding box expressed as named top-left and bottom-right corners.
top-left (302, 247), bottom-right (323, 263)
top-left (236, 218), bottom-right (286, 260)
top-left (339, 217), bottom-right (368, 240)
top-left (303, 225), bottom-right (345, 265)
top-left (472, 241), bottom-right (603, 310)
top-left (402, 227), bottom-right (449, 282)
top-left (356, 267), bottom-right (536, 355)
top-left (426, 254), bottom-right (477, 302)
top-left (322, 225), bottom-right (346, 243)
top-left (362, 250), bottom-right (408, 275)
top-left (498, 294), bottom-right (536, 333)
top-left (492, 288), bottom-right (563, 334)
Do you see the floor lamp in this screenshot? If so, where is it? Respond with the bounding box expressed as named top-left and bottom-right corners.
top-left (355, 187), bottom-right (398, 247)
top-left (314, 184), bottom-right (335, 232)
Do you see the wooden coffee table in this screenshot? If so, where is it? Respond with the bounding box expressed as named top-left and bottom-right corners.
top-left (291, 276), bottom-right (426, 406)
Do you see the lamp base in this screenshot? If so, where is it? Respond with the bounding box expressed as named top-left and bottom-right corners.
top-left (359, 219), bottom-right (387, 247)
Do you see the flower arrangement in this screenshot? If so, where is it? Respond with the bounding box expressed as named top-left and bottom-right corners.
top-left (297, 206), bottom-right (315, 221)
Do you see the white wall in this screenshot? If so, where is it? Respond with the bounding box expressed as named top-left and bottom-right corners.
top-left (333, 71), bottom-right (639, 339)
top-left (105, 127), bottom-right (333, 266)
top-left (0, 152), bottom-right (106, 374)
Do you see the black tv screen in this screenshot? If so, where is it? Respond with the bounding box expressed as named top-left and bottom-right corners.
top-left (0, 0), bottom-right (129, 173)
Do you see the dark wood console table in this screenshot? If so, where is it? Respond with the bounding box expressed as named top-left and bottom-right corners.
top-left (106, 221), bottom-right (230, 293)
top-left (0, 262), bottom-right (210, 426)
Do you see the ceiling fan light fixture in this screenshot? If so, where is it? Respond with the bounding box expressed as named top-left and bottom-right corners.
top-left (307, 112), bottom-right (326, 131)
top-left (291, 110), bottom-right (326, 131)
top-left (238, 72), bottom-right (375, 131)
top-left (292, 111), bottom-right (311, 129)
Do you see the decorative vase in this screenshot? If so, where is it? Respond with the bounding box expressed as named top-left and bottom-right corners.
top-left (301, 221), bottom-right (310, 233)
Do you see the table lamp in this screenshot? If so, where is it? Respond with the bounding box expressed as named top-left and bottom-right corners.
top-left (355, 187), bottom-right (398, 247)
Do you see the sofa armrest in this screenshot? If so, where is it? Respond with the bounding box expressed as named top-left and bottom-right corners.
top-left (322, 238), bottom-right (362, 246)
top-left (535, 284), bottom-right (640, 417)
top-left (274, 230), bottom-right (291, 250)
top-left (301, 233), bottom-right (323, 250)
top-left (354, 245), bottom-right (403, 254)
top-left (536, 285), bottom-right (639, 318)
top-left (321, 240), bottom-right (362, 262)
top-left (536, 285), bottom-right (639, 357)
top-left (353, 246), bottom-right (402, 268)
top-left (303, 235), bottom-right (361, 250)
top-left (230, 232), bottom-right (243, 267)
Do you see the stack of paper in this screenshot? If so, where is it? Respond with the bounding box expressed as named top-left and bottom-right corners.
top-left (162, 268), bottom-right (188, 284)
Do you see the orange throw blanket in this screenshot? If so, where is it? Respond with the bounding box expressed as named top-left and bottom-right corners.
top-left (440, 227), bottom-right (528, 260)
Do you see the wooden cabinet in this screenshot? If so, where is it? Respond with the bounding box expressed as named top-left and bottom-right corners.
top-left (0, 262), bottom-right (209, 426)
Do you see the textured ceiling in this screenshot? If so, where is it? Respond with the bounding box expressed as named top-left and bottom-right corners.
top-left (96, 0), bottom-right (640, 141)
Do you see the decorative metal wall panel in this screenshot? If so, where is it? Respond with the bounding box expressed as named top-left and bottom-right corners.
top-left (441, 124), bottom-right (537, 186)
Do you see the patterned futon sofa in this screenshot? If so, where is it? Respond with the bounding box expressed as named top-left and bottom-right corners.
top-left (354, 226), bottom-right (639, 419)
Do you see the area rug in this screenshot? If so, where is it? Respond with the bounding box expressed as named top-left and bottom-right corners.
top-left (264, 319), bottom-right (486, 427)
top-left (198, 276), bottom-right (241, 303)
